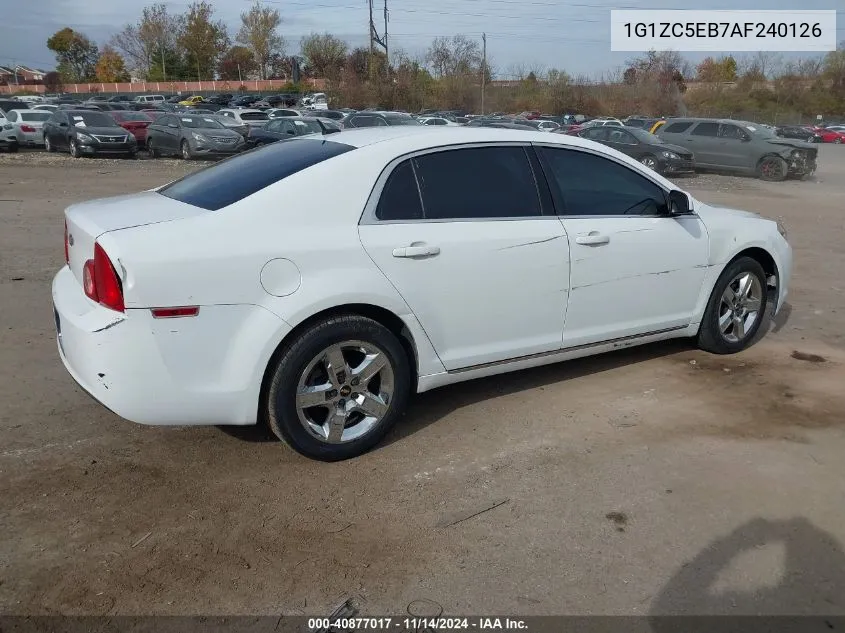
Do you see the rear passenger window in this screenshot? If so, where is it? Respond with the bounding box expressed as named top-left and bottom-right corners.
top-left (376, 160), bottom-right (424, 221)
top-left (539, 147), bottom-right (668, 217)
top-left (662, 121), bottom-right (694, 133)
top-left (690, 122), bottom-right (720, 137)
top-left (413, 146), bottom-right (542, 220)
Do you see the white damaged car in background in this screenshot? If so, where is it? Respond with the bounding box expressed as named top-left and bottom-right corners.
top-left (52, 127), bottom-right (792, 461)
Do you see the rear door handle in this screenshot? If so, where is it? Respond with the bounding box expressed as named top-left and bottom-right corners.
top-left (575, 233), bottom-right (610, 246)
top-left (392, 244), bottom-right (441, 258)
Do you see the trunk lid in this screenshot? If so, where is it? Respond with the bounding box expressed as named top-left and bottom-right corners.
top-left (64, 191), bottom-right (205, 287)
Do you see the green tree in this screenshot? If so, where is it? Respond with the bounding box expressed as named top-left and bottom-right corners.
top-left (178, 1), bottom-right (229, 81)
top-left (47, 28), bottom-right (99, 82)
top-left (237, 2), bottom-right (285, 80)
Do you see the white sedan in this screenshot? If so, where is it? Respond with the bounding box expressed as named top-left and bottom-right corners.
top-left (53, 127), bottom-right (792, 461)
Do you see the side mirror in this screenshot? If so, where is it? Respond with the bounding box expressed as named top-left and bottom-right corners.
top-left (59, 121), bottom-right (68, 127)
top-left (286, 129), bottom-right (296, 135)
top-left (668, 190), bottom-right (693, 215)
top-left (741, 135), bottom-right (751, 142)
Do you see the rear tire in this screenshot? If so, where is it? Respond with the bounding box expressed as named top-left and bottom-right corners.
top-left (697, 256), bottom-right (769, 355)
top-left (264, 314), bottom-right (411, 461)
top-left (6, 143), bottom-right (18, 153)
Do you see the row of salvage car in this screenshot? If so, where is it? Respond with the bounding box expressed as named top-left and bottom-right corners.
top-left (0, 102), bottom-right (824, 182)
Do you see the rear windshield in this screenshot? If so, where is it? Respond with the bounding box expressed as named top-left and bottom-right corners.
top-left (159, 138), bottom-right (355, 211)
top-left (240, 111), bottom-right (269, 121)
top-left (20, 112), bottom-right (52, 122)
top-left (384, 114), bottom-right (421, 126)
top-left (117, 112), bottom-right (152, 121)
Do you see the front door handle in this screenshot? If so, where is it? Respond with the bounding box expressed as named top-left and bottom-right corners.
top-left (575, 233), bottom-right (610, 246)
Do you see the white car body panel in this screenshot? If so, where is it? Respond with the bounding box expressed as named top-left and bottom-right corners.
top-left (359, 218), bottom-right (570, 370)
top-left (52, 127), bottom-right (792, 427)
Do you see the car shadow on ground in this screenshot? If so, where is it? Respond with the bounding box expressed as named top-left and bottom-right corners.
top-left (649, 517), bottom-right (845, 627)
top-left (381, 338), bottom-right (695, 448)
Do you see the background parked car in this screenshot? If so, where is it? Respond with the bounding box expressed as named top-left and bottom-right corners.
top-left (657, 118), bottom-right (816, 181)
top-left (0, 99), bottom-right (29, 114)
top-left (343, 111), bottom-right (421, 128)
top-left (577, 125), bottom-right (694, 175)
top-left (246, 116), bottom-right (341, 147)
top-left (3, 109), bottom-right (51, 147)
top-left (811, 126), bottom-right (845, 144)
top-left (776, 125), bottom-right (822, 143)
top-left (303, 109), bottom-right (347, 121)
top-left (217, 108), bottom-right (270, 128)
top-left (108, 111), bottom-right (154, 146)
top-left (43, 109), bottom-right (137, 158)
top-left (418, 116), bottom-right (460, 126)
top-left (147, 113), bottom-right (245, 159)
top-left (268, 108), bottom-right (303, 118)
top-left (205, 114), bottom-right (250, 139)
top-left (0, 111), bottom-right (18, 152)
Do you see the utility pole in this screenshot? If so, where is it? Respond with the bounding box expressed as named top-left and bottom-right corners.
top-left (384, 0), bottom-right (389, 73)
top-left (481, 33), bottom-right (486, 115)
top-left (237, 63), bottom-right (242, 83)
top-left (368, 0), bottom-right (388, 78)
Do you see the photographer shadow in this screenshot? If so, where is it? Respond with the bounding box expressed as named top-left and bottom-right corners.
top-left (649, 517), bottom-right (845, 632)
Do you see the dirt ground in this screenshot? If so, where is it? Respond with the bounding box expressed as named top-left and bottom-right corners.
top-left (1, 147), bottom-right (844, 618)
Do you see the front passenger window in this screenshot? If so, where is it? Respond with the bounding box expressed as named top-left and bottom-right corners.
top-left (538, 147), bottom-right (668, 216)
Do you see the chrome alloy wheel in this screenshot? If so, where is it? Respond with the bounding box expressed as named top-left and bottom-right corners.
top-left (295, 340), bottom-right (395, 444)
top-left (718, 272), bottom-right (763, 343)
top-left (640, 156), bottom-right (657, 170)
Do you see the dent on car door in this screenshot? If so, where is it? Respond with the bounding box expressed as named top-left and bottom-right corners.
top-left (537, 145), bottom-right (708, 347)
top-left (358, 145), bottom-right (570, 371)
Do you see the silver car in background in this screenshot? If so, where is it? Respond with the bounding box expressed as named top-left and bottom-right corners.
top-left (4, 109), bottom-right (52, 146)
top-left (217, 108), bottom-right (270, 129)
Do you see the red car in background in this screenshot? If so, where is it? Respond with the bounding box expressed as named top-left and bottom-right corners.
top-left (813, 126), bottom-right (845, 143)
top-left (108, 111), bottom-right (153, 145)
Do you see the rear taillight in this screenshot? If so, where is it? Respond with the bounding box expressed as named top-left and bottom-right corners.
top-left (64, 220), bottom-right (69, 264)
top-left (83, 242), bottom-right (124, 312)
top-left (20, 125), bottom-right (36, 132)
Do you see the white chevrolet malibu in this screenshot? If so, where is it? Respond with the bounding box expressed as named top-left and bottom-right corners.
top-left (53, 127), bottom-right (792, 460)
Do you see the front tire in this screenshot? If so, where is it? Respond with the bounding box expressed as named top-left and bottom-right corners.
top-left (147, 140), bottom-right (159, 158)
top-left (834, 137), bottom-right (843, 144)
top-left (265, 315), bottom-right (411, 461)
top-left (68, 139), bottom-right (80, 158)
top-left (698, 256), bottom-right (768, 354)
top-left (44, 136), bottom-right (54, 153)
top-left (757, 155), bottom-right (787, 181)
top-left (181, 139), bottom-right (192, 160)
top-left (640, 154), bottom-right (659, 172)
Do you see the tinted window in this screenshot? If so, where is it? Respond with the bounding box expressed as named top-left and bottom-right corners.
top-left (539, 147), bottom-right (667, 217)
top-left (412, 147), bottom-right (542, 220)
top-left (663, 121), bottom-right (693, 133)
top-left (690, 122), bottom-right (720, 137)
top-left (67, 112), bottom-right (119, 127)
top-left (20, 112), bottom-right (52, 122)
top-left (160, 139), bottom-right (355, 211)
top-left (607, 129), bottom-right (636, 144)
top-left (375, 160), bottom-right (424, 221)
top-left (719, 124), bottom-right (748, 140)
top-left (240, 111), bottom-right (269, 121)
top-left (116, 112), bottom-right (152, 122)
top-left (384, 114), bottom-right (421, 126)
top-left (581, 127), bottom-right (606, 141)
top-left (179, 116), bottom-right (223, 129)
top-left (157, 115), bottom-right (176, 126)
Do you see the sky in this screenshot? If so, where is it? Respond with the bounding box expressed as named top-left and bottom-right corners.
top-left (1, 0), bottom-right (842, 78)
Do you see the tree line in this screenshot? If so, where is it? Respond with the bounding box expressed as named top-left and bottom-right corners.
top-left (41, 3), bottom-right (845, 120)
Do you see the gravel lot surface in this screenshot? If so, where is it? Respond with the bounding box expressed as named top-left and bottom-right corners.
top-left (1, 145), bottom-right (844, 617)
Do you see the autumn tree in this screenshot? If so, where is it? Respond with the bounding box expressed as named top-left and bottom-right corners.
top-left (178, 1), bottom-right (229, 80)
top-left (217, 45), bottom-right (256, 80)
top-left (95, 46), bottom-right (130, 82)
top-left (237, 2), bottom-right (285, 80)
top-left (47, 28), bottom-right (99, 82)
top-left (43, 71), bottom-right (64, 93)
top-left (299, 32), bottom-right (347, 79)
top-left (696, 56), bottom-right (737, 82)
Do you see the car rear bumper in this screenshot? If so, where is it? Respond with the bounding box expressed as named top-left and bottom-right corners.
top-left (52, 265), bottom-right (291, 426)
